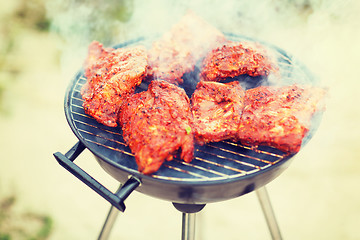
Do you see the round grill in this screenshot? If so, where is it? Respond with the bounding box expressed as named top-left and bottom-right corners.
top-left (61, 34), bottom-right (317, 204)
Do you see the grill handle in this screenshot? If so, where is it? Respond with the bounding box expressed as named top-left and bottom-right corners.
top-left (53, 141), bottom-right (141, 212)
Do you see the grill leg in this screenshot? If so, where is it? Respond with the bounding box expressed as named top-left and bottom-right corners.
top-left (181, 212), bottom-right (196, 240)
top-left (97, 184), bottom-right (123, 240)
top-left (173, 203), bottom-right (205, 240)
top-left (256, 186), bottom-right (283, 240)
top-left (97, 204), bottom-right (119, 240)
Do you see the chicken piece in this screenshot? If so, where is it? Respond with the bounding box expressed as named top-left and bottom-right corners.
top-left (191, 81), bottom-right (245, 145)
top-left (147, 11), bottom-right (226, 84)
top-left (237, 85), bottom-right (326, 153)
top-left (119, 80), bottom-right (194, 174)
top-left (81, 42), bottom-right (148, 127)
top-left (83, 41), bottom-right (114, 78)
top-left (200, 41), bottom-right (278, 82)
top-left (147, 39), bottom-right (195, 85)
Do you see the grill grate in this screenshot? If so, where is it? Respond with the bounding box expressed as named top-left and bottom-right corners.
top-left (66, 34), bottom-right (313, 182)
top-left (68, 75), bottom-right (290, 182)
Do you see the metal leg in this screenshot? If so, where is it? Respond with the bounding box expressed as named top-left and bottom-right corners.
top-left (98, 204), bottom-right (120, 240)
top-left (173, 203), bottom-right (205, 240)
top-left (256, 186), bottom-right (283, 240)
top-left (181, 212), bottom-right (196, 240)
top-left (98, 185), bottom-right (122, 240)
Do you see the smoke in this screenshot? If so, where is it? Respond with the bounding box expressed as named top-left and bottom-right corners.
top-left (46, 0), bottom-right (135, 76)
top-left (45, 0), bottom-right (358, 84)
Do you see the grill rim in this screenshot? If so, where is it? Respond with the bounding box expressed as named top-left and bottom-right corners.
top-left (63, 33), bottom-right (316, 187)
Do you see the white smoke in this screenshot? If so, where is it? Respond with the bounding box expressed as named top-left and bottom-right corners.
top-left (46, 0), bottom-right (358, 85)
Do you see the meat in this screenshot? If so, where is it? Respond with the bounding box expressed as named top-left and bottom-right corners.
top-left (147, 39), bottom-right (195, 85)
top-left (83, 41), bottom-right (114, 77)
top-left (236, 85), bottom-right (326, 153)
top-left (200, 41), bottom-right (278, 82)
top-left (147, 11), bottom-right (226, 84)
top-left (81, 41), bottom-right (148, 127)
top-left (118, 80), bottom-right (194, 174)
top-left (191, 81), bottom-right (245, 145)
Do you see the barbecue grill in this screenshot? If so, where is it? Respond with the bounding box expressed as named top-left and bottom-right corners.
top-left (53, 33), bottom-right (321, 240)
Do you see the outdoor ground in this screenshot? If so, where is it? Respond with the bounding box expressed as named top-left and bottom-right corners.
top-left (0, 0), bottom-right (360, 239)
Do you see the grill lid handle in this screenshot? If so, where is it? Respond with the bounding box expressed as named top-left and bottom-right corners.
top-left (53, 141), bottom-right (141, 212)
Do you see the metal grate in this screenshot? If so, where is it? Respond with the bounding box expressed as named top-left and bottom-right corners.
top-left (66, 34), bottom-right (313, 182)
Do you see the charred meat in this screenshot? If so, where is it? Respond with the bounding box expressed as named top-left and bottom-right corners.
top-left (147, 11), bottom-right (226, 84)
top-left (237, 85), bottom-right (326, 153)
top-left (200, 41), bottom-right (278, 82)
top-left (118, 80), bottom-right (194, 175)
top-left (81, 41), bottom-right (148, 127)
top-left (191, 81), bottom-right (245, 145)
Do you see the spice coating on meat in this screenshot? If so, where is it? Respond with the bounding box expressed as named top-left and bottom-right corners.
top-left (118, 80), bottom-right (194, 175)
top-left (81, 42), bottom-right (148, 127)
top-left (237, 85), bottom-right (326, 153)
top-left (191, 81), bottom-right (245, 145)
top-left (200, 41), bottom-right (278, 82)
top-left (83, 41), bottom-right (114, 77)
top-left (147, 11), bottom-right (226, 84)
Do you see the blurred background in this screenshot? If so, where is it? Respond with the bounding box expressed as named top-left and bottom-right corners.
top-left (0, 0), bottom-right (359, 239)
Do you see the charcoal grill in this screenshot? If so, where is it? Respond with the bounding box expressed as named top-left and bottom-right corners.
top-left (53, 34), bottom-right (320, 240)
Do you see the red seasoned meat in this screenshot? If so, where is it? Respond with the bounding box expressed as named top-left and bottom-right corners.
top-left (191, 81), bottom-right (245, 145)
top-left (83, 41), bottom-right (114, 78)
top-left (237, 84), bottom-right (326, 153)
top-left (81, 41), bottom-right (148, 127)
top-left (118, 80), bottom-right (194, 174)
top-left (200, 41), bottom-right (278, 82)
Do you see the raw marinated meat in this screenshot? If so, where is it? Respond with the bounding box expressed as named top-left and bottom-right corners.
top-left (191, 81), bottom-right (245, 145)
top-left (118, 80), bottom-right (194, 174)
top-left (200, 41), bottom-right (278, 82)
top-left (81, 42), bottom-right (148, 127)
top-left (237, 84), bottom-right (326, 153)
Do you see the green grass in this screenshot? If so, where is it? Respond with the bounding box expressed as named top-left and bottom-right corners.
top-left (0, 196), bottom-right (53, 240)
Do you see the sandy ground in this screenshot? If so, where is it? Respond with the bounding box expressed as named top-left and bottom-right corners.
top-left (1, 1), bottom-right (360, 239)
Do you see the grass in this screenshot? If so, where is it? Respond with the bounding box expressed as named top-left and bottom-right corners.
top-left (0, 195), bottom-right (53, 240)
